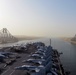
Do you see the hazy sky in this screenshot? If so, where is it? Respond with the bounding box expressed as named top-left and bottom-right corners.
top-left (0, 0), bottom-right (76, 37)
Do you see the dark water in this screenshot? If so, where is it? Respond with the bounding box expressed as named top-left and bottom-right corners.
top-left (51, 38), bottom-right (76, 75)
top-left (0, 38), bottom-right (76, 75)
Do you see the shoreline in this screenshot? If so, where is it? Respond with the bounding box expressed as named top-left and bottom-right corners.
top-left (61, 38), bottom-right (76, 45)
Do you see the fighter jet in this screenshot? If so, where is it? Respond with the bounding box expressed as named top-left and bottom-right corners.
top-left (23, 58), bottom-right (45, 65)
top-left (30, 54), bottom-right (44, 59)
top-left (37, 49), bottom-right (46, 52)
top-left (0, 54), bottom-right (5, 58)
top-left (15, 65), bottom-right (44, 72)
top-left (35, 51), bottom-right (45, 56)
top-left (0, 52), bottom-right (14, 58)
top-left (0, 54), bottom-right (6, 62)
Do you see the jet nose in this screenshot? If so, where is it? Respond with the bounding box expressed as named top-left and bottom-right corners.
top-left (14, 67), bottom-right (20, 70)
top-left (35, 68), bottom-right (40, 72)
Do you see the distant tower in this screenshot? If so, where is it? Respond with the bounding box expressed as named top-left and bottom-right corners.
top-left (1, 28), bottom-right (8, 43)
top-left (0, 28), bottom-right (18, 43)
top-left (3, 28), bottom-right (7, 33)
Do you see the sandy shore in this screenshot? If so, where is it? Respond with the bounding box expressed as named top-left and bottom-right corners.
top-left (61, 37), bottom-right (76, 45)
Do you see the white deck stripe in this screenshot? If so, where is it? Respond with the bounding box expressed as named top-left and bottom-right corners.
top-left (1, 67), bottom-right (10, 75)
top-left (9, 70), bottom-right (15, 75)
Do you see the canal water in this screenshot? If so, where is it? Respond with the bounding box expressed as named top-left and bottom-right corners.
top-left (51, 38), bottom-right (76, 75)
top-left (0, 38), bottom-right (76, 75)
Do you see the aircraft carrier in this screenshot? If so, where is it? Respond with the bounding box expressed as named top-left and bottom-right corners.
top-left (0, 40), bottom-right (67, 75)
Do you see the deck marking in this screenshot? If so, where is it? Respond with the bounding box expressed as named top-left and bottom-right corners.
top-left (9, 70), bottom-right (15, 75)
top-left (1, 67), bottom-right (10, 75)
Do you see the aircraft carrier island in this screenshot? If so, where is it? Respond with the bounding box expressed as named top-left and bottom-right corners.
top-left (0, 40), bottom-right (68, 75)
